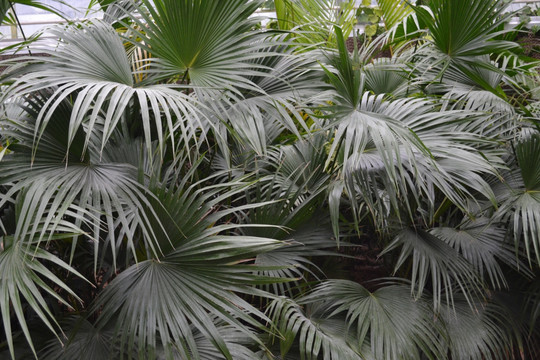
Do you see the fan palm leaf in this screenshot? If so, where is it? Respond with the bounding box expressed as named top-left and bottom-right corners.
top-left (94, 248), bottom-right (277, 360)
top-left (0, 95), bottom-right (166, 267)
top-left (1, 20), bottom-right (204, 159)
top-left (266, 297), bottom-right (362, 360)
top-left (414, 0), bottom-right (517, 59)
top-left (0, 197), bottom-right (88, 359)
top-left (432, 218), bottom-right (530, 289)
top-left (441, 296), bottom-right (522, 360)
top-left (378, 0), bottom-right (413, 31)
top-left (495, 130), bottom-right (540, 263)
top-left (274, 0), bottom-right (357, 48)
top-left (128, 0), bottom-right (266, 92)
top-left (321, 27), bottom-right (501, 231)
top-left (298, 280), bottom-right (445, 360)
top-left (40, 317), bottom-right (116, 360)
top-left (382, 227), bottom-right (483, 309)
top-left (363, 58), bottom-right (411, 97)
top-left (91, 165), bottom-right (289, 359)
top-left (207, 44), bottom-right (324, 159)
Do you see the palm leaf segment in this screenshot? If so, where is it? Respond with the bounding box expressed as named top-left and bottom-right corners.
top-left (417, 0), bottom-right (516, 59)
top-left (274, 0), bottom-right (358, 48)
top-left (132, 0), bottom-right (265, 90)
top-left (323, 28), bottom-right (499, 230)
top-left (275, 280), bottom-right (522, 360)
top-left (267, 296), bottom-right (363, 360)
top-left (0, 95), bottom-right (165, 267)
top-left (405, 0), bottom-right (519, 87)
top-left (496, 130), bottom-right (540, 263)
top-left (2, 19), bottom-right (203, 160)
top-left (0, 190), bottom-right (88, 360)
top-left (270, 280), bottom-right (444, 360)
top-left (91, 166), bottom-right (289, 359)
top-left (440, 297), bottom-right (521, 360)
top-left (378, 0), bottom-right (413, 31)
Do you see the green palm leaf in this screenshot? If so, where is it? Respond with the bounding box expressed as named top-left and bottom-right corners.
top-left (432, 218), bottom-right (530, 289)
top-left (2, 20), bottom-right (204, 159)
top-left (95, 238), bottom-right (282, 360)
top-left (496, 131), bottom-right (540, 263)
top-left (378, 0), bottom-right (413, 31)
top-left (0, 94), bottom-right (168, 268)
top-left (441, 296), bottom-right (522, 360)
top-left (322, 27), bottom-right (500, 230)
top-left (274, 0), bottom-right (357, 48)
top-left (209, 44), bottom-right (324, 158)
top-left (415, 0), bottom-right (517, 59)
top-left (363, 58), bottom-right (411, 97)
top-left (299, 280), bottom-right (445, 360)
top-left (89, 166), bottom-right (288, 359)
top-left (129, 0), bottom-right (265, 91)
top-left (0, 199), bottom-right (88, 359)
top-left (382, 228), bottom-right (483, 309)
top-left (266, 297), bottom-right (362, 360)
top-left (40, 317), bottom-right (115, 360)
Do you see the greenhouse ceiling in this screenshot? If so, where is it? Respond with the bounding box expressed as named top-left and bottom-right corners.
top-left (1, 0), bottom-right (539, 46)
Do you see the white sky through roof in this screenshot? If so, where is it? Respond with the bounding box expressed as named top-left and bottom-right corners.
top-left (0, 0), bottom-right (537, 44)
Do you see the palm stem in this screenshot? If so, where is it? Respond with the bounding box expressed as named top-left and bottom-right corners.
top-left (9, 1), bottom-right (31, 55)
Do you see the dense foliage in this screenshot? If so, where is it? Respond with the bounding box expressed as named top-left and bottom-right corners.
top-left (1, 0), bottom-right (540, 359)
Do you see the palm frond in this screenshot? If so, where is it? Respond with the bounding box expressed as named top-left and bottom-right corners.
top-left (432, 218), bottom-right (531, 289)
top-left (40, 317), bottom-right (115, 360)
top-left (415, 0), bottom-right (517, 59)
top-left (129, 0), bottom-right (266, 92)
top-left (299, 280), bottom-right (446, 360)
top-left (382, 227), bottom-right (483, 309)
top-left (322, 28), bottom-right (501, 230)
top-left (209, 44), bottom-right (325, 157)
top-left (441, 296), bottom-right (522, 360)
top-left (266, 297), bottom-right (362, 360)
top-left (363, 58), bottom-right (411, 97)
top-left (496, 131), bottom-right (540, 263)
top-left (0, 223), bottom-right (87, 359)
top-left (274, 0), bottom-right (357, 48)
top-left (378, 0), bottom-right (413, 31)
top-left (101, 0), bottom-right (141, 24)
top-left (0, 95), bottom-right (169, 268)
top-left (95, 236), bottom-right (282, 360)
top-left (2, 20), bottom-right (204, 159)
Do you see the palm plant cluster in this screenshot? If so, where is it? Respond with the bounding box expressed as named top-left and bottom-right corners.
top-left (1, 0), bottom-right (540, 359)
